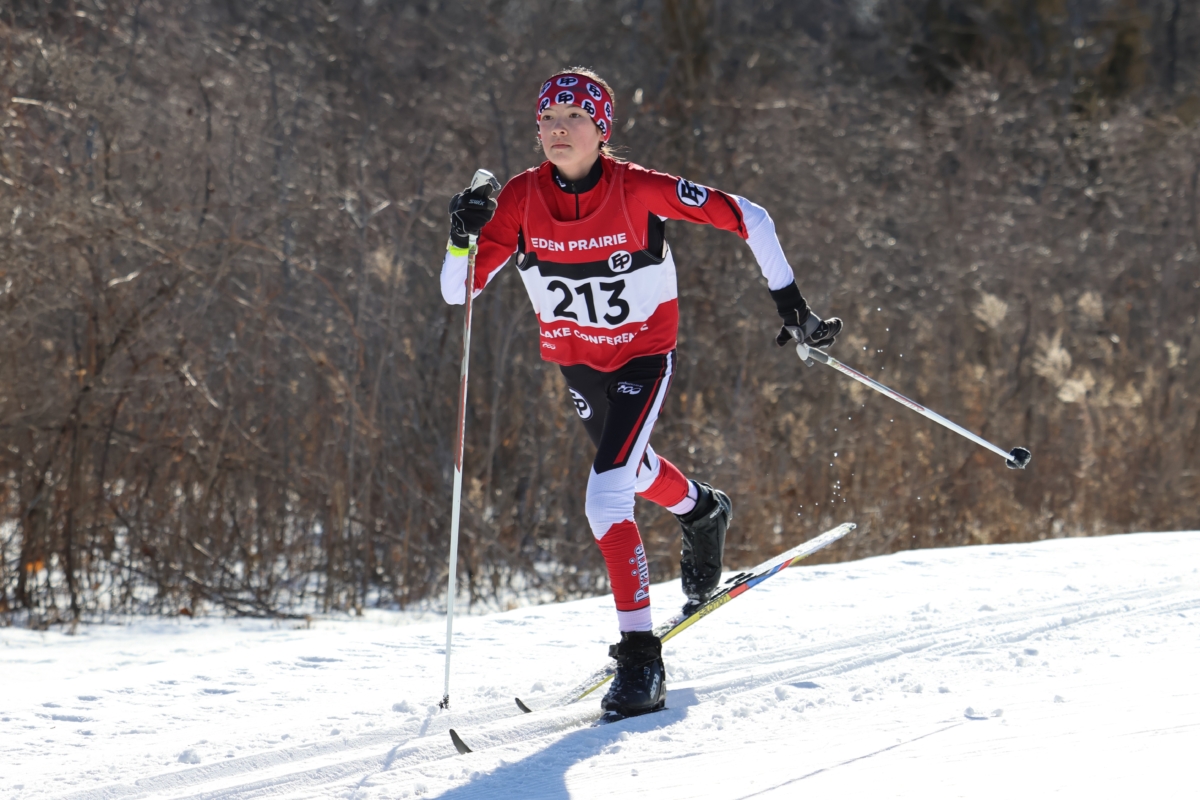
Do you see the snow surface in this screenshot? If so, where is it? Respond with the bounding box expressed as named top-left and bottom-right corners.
top-left (3, 529), bottom-right (1199, 799)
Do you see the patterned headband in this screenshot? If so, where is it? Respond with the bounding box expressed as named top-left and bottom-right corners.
top-left (536, 73), bottom-right (614, 141)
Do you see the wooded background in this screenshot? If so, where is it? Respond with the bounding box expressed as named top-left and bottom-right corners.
top-left (2, 0), bottom-right (1197, 625)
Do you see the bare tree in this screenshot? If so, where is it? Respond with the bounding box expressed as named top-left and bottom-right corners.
top-left (1, 0), bottom-right (1197, 625)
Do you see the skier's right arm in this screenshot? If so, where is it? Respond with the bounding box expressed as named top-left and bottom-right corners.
top-left (440, 177), bottom-right (523, 305)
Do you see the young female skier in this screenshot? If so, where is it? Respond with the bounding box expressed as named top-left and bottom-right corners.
top-left (440, 68), bottom-right (841, 718)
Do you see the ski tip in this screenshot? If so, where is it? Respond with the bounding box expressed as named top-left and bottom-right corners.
top-left (449, 728), bottom-right (473, 755)
top-left (515, 697), bottom-right (533, 713)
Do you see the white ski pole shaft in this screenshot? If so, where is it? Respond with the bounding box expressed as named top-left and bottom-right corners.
top-left (795, 342), bottom-right (1031, 470)
top-left (440, 233), bottom-right (474, 711)
top-left (441, 169), bottom-right (499, 711)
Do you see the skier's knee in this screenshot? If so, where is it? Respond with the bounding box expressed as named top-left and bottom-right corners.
top-left (586, 498), bottom-right (632, 539)
top-left (585, 477), bottom-right (636, 539)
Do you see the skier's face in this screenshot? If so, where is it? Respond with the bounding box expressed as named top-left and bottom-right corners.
top-left (538, 104), bottom-right (602, 179)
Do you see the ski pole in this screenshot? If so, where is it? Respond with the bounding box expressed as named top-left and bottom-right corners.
top-left (441, 169), bottom-right (501, 711)
top-left (793, 339), bottom-right (1032, 470)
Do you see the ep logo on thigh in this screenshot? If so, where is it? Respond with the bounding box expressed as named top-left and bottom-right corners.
top-left (569, 388), bottom-right (593, 419)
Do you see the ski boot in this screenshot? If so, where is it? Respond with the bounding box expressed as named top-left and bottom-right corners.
top-left (677, 481), bottom-right (733, 614)
top-left (601, 630), bottom-right (666, 718)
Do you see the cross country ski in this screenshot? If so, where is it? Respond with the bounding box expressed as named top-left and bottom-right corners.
top-left (448, 522), bottom-right (855, 754)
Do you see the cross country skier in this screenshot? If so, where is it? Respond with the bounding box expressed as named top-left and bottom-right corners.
top-left (440, 68), bottom-right (841, 718)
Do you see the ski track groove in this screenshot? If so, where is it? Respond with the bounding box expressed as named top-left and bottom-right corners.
top-left (55, 582), bottom-right (1200, 800)
top-left (673, 583), bottom-right (1194, 686)
top-left (55, 695), bottom-right (533, 800)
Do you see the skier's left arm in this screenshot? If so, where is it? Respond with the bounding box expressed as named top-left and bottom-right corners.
top-left (625, 165), bottom-right (842, 350)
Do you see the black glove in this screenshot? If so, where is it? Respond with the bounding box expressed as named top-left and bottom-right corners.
top-left (447, 186), bottom-right (498, 250)
top-left (770, 282), bottom-right (842, 349)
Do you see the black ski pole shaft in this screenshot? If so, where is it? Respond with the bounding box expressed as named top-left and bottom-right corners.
top-left (794, 341), bottom-right (1031, 470)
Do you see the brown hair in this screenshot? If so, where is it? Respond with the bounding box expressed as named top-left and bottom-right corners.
top-left (538, 66), bottom-right (620, 157)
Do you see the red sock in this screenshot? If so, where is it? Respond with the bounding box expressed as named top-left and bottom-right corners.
top-left (595, 520), bottom-right (650, 612)
top-left (638, 455), bottom-right (689, 508)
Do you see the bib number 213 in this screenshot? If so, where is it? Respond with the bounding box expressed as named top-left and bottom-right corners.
top-left (547, 279), bottom-right (630, 325)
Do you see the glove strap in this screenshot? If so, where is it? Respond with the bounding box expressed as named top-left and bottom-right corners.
top-left (446, 239), bottom-right (470, 257)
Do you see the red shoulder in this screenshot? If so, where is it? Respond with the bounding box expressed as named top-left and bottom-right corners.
top-left (493, 168), bottom-right (538, 216)
top-left (619, 160), bottom-right (691, 206)
top-left (620, 160), bottom-right (678, 184)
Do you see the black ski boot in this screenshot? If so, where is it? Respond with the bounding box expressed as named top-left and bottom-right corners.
top-left (677, 481), bottom-right (733, 613)
top-left (601, 631), bottom-right (666, 718)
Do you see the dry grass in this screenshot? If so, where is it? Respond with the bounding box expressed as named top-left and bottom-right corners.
top-left (1, 0), bottom-right (1198, 621)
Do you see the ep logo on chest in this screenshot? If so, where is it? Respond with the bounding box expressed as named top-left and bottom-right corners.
top-left (530, 233), bottom-right (629, 253)
top-left (607, 250), bottom-right (632, 273)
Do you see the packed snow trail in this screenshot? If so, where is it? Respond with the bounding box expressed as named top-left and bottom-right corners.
top-left (3, 530), bottom-right (1198, 799)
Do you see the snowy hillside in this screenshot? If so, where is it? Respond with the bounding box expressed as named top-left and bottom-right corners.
top-left (4, 529), bottom-right (1198, 800)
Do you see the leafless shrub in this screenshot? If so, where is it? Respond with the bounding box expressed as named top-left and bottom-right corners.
top-left (1, 0), bottom-right (1197, 623)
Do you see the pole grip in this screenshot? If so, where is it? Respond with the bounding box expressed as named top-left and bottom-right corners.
top-left (468, 169), bottom-right (501, 197)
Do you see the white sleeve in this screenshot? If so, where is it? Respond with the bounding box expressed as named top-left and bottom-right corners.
top-left (735, 196), bottom-right (796, 291)
top-left (440, 250), bottom-right (468, 305)
top-left (440, 249), bottom-right (516, 304)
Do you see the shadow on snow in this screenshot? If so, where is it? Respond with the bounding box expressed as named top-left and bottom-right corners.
top-left (429, 688), bottom-right (700, 800)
